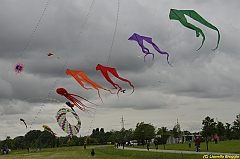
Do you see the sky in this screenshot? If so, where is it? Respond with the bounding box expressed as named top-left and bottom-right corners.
top-left (0, 0), bottom-right (240, 140)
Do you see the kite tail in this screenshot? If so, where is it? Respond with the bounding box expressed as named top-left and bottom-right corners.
top-left (212, 30), bottom-right (220, 51)
top-left (111, 83), bottom-right (122, 96)
top-left (71, 94), bottom-right (98, 106)
top-left (152, 43), bottom-right (172, 67)
top-left (196, 31), bottom-right (205, 51)
top-left (71, 96), bottom-right (96, 113)
top-left (97, 90), bottom-right (104, 103)
top-left (74, 103), bottom-right (87, 112)
top-left (183, 10), bottom-right (220, 51)
top-left (143, 53), bottom-right (154, 62)
top-left (114, 76), bottom-right (134, 95)
top-left (23, 121), bottom-right (27, 128)
top-left (129, 85), bottom-right (134, 95)
top-left (102, 87), bottom-right (117, 95)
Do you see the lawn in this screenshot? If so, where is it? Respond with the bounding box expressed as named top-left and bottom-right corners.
top-left (130, 140), bottom-right (240, 154)
top-left (0, 145), bottom-right (202, 159)
top-left (0, 140), bottom-right (239, 159)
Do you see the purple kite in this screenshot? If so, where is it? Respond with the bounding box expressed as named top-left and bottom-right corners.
top-left (128, 33), bottom-right (172, 66)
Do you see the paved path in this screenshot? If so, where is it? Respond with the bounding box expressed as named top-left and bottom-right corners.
top-left (118, 146), bottom-right (240, 156)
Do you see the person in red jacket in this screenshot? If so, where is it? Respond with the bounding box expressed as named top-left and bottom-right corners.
top-left (195, 137), bottom-right (201, 152)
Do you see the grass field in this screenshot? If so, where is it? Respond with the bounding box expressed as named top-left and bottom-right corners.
top-left (0, 140), bottom-right (239, 159)
top-left (133, 140), bottom-right (240, 154)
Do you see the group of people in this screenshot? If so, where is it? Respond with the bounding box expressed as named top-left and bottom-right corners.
top-left (1, 147), bottom-right (9, 154)
top-left (114, 142), bottom-right (125, 149)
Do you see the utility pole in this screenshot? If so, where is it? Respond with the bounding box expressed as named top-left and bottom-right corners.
top-left (120, 115), bottom-right (124, 129)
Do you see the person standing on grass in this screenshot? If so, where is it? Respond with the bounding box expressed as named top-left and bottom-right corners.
top-left (154, 140), bottom-right (158, 150)
top-left (188, 140), bottom-right (191, 148)
top-left (146, 140), bottom-right (150, 151)
top-left (84, 143), bottom-right (86, 150)
top-left (91, 149), bottom-right (95, 156)
top-left (195, 137), bottom-right (201, 152)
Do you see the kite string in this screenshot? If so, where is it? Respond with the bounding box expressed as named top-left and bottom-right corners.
top-left (23, 97), bottom-right (63, 129)
top-left (18, 0), bottom-right (50, 61)
top-left (106, 0), bottom-right (120, 66)
top-left (84, 0), bottom-right (120, 144)
top-left (84, 99), bottom-right (99, 145)
top-left (28, 0), bottom-right (95, 129)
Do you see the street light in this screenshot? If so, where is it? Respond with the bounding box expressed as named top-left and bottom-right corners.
top-left (204, 120), bottom-right (209, 151)
top-left (142, 130), bottom-right (144, 147)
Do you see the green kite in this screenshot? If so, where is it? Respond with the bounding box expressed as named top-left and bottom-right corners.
top-left (169, 9), bottom-right (220, 51)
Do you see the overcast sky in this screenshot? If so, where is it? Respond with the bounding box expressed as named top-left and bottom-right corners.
top-left (0, 0), bottom-right (240, 140)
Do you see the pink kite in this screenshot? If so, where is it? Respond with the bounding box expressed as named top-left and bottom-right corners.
top-left (56, 88), bottom-right (96, 113)
top-left (66, 69), bottom-right (115, 103)
top-left (96, 64), bottom-right (134, 95)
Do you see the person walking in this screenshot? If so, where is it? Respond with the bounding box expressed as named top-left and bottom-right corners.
top-left (195, 137), bottom-right (201, 152)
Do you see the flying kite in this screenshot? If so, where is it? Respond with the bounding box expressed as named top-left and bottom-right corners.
top-left (56, 108), bottom-right (81, 137)
top-left (128, 33), bottom-right (172, 66)
top-left (66, 101), bottom-right (75, 112)
top-left (14, 62), bottom-right (24, 74)
top-left (121, 89), bottom-right (126, 93)
top-left (47, 53), bottom-right (53, 56)
top-left (20, 118), bottom-right (27, 128)
top-left (66, 69), bottom-right (116, 103)
top-left (42, 124), bottom-right (57, 136)
top-left (56, 88), bottom-right (96, 113)
top-left (96, 64), bottom-right (134, 95)
top-left (169, 9), bottom-right (220, 51)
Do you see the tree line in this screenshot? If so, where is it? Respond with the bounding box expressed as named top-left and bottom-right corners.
top-left (1, 113), bottom-right (239, 150)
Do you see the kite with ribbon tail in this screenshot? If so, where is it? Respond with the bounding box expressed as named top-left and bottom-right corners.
top-left (66, 69), bottom-right (116, 103)
top-left (42, 124), bottom-right (57, 136)
top-left (169, 9), bottom-right (220, 51)
top-left (128, 33), bottom-right (172, 66)
top-left (56, 88), bottom-right (97, 113)
top-left (96, 64), bottom-right (134, 96)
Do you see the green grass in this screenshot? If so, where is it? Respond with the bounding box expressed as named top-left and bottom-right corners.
top-left (0, 140), bottom-right (239, 159)
top-left (97, 146), bottom-right (202, 159)
top-left (0, 145), bottom-right (203, 159)
top-left (131, 140), bottom-right (240, 153)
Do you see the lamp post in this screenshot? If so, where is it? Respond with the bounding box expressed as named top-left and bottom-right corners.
top-left (182, 129), bottom-right (184, 143)
top-left (204, 120), bottom-right (209, 151)
top-left (142, 130), bottom-right (144, 147)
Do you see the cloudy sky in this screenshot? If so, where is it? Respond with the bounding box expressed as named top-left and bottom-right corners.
top-left (0, 0), bottom-right (240, 140)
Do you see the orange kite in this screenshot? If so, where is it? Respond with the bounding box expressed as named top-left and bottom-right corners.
top-left (66, 69), bottom-right (115, 103)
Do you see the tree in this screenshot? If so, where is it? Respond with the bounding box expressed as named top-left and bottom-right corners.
top-left (172, 122), bottom-right (181, 138)
top-left (232, 113), bottom-right (240, 139)
top-left (38, 131), bottom-right (56, 148)
top-left (202, 116), bottom-right (217, 150)
top-left (100, 128), bottom-right (104, 133)
top-left (24, 130), bottom-right (42, 144)
top-left (202, 116), bottom-right (217, 139)
top-left (216, 121), bottom-right (225, 140)
top-left (156, 127), bottom-right (170, 149)
top-left (14, 136), bottom-right (24, 149)
top-left (133, 122), bottom-right (156, 143)
top-left (124, 128), bottom-right (134, 143)
top-left (225, 123), bottom-right (232, 140)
